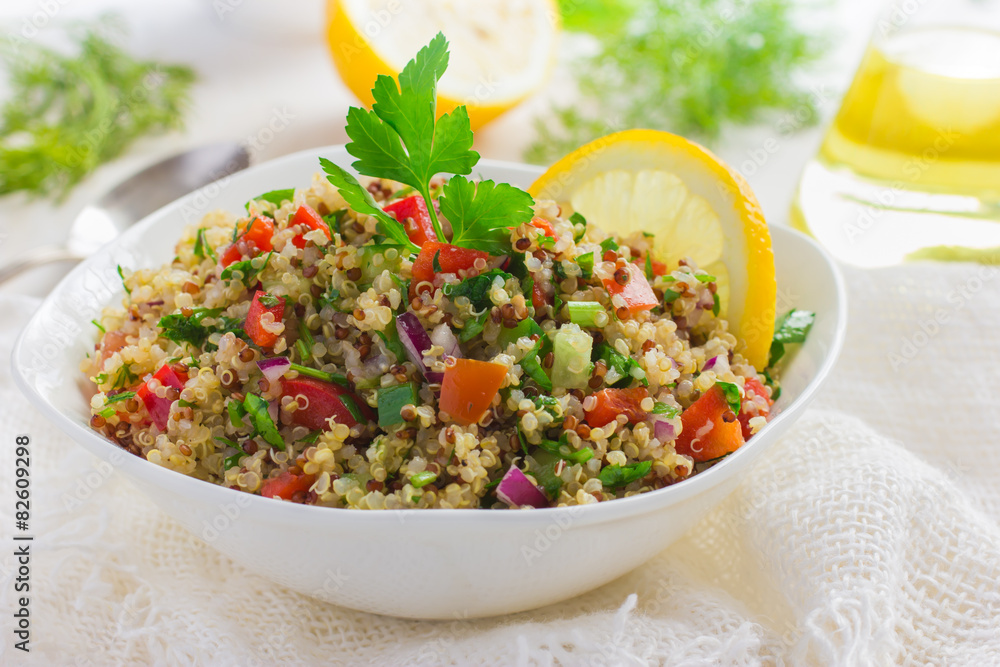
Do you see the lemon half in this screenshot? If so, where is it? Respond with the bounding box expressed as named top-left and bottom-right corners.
top-left (326, 0), bottom-right (559, 130)
top-left (529, 129), bottom-right (776, 370)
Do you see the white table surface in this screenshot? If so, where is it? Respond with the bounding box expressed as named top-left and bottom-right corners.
top-left (0, 0), bottom-right (877, 298)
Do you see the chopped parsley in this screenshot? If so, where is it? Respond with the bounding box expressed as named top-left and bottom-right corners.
top-left (193, 228), bottom-right (216, 260)
top-left (598, 460), bottom-right (652, 488)
top-left (220, 251), bottom-right (273, 285)
top-left (158, 307), bottom-right (224, 347)
top-left (651, 402), bottom-right (680, 418)
top-left (769, 309), bottom-right (815, 366)
top-left (443, 269), bottom-right (511, 311)
top-left (714, 381), bottom-right (743, 414)
top-left (243, 393), bottom-right (284, 450)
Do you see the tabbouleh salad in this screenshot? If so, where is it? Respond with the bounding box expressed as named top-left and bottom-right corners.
top-left (82, 34), bottom-right (812, 510)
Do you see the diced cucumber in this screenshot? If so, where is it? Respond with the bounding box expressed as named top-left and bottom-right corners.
top-left (497, 318), bottom-right (545, 349)
top-left (377, 382), bottom-right (419, 427)
top-left (551, 324), bottom-right (593, 389)
top-left (357, 244), bottom-right (404, 283)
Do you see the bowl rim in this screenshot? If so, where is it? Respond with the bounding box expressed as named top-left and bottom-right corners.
top-left (11, 145), bottom-right (848, 530)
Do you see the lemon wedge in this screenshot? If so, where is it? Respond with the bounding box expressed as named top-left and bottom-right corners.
top-left (529, 129), bottom-right (776, 370)
top-left (326, 0), bottom-right (559, 130)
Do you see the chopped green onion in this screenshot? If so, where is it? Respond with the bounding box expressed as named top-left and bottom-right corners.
top-left (538, 439), bottom-right (594, 464)
top-left (410, 470), bottom-right (437, 488)
top-left (663, 289), bottom-right (681, 305)
top-left (288, 363), bottom-right (348, 387)
top-left (91, 319), bottom-right (106, 333)
top-left (695, 274), bottom-right (716, 283)
top-left (223, 452), bottom-right (244, 470)
top-left (566, 301), bottom-right (605, 327)
top-left (104, 391), bottom-right (136, 405)
top-left (712, 293), bottom-right (721, 317)
top-left (339, 393), bottom-right (366, 425)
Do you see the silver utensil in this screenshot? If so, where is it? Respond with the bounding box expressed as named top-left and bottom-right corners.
top-left (0, 142), bottom-right (251, 284)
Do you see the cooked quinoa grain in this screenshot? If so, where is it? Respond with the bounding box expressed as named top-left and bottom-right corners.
top-left (82, 173), bottom-right (778, 509)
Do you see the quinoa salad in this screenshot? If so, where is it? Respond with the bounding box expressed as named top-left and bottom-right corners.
top-left (81, 34), bottom-right (805, 510)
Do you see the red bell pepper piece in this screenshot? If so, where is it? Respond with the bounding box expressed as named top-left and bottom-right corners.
top-left (281, 377), bottom-right (374, 430)
top-left (411, 241), bottom-right (490, 283)
top-left (603, 263), bottom-right (658, 314)
top-left (220, 217), bottom-right (275, 267)
top-left (136, 363), bottom-right (187, 430)
top-left (384, 195), bottom-right (437, 247)
top-left (244, 290), bottom-right (286, 348)
top-left (261, 471), bottom-right (316, 501)
top-left (584, 387), bottom-right (650, 428)
top-left (531, 274), bottom-right (553, 310)
top-left (290, 205), bottom-right (331, 249)
top-left (439, 358), bottom-right (508, 425)
top-left (737, 376), bottom-right (773, 440)
top-left (674, 385), bottom-right (745, 462)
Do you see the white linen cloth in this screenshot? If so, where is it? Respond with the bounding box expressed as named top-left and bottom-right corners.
top-left (2, 263), bottom-right (999, 666)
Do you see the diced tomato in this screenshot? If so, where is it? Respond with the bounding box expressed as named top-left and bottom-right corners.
top-left (281, 377), bottom-right (374, 430)
top-left (220, 217), bottom-right (275, 267)
top-left (411, 241), bottom-right (490, 283)
top-left (244, 290), bottom-right (286, 348)
top-left (439, 358), bottom-right (508, 425)
top-left (261, 471), bottom-right (316, 501)
top-left (384, 195), bottom-right (437, 247)
top-left (531, 274), bottom-right (553, 310)
top-left (584, 387), bottom-right (649, 428)
top-left (289, 205), bottom-right (331, 249)
top-left (629, 256), bottom-right (669, 277)
top-left (737, 377), bottom-right (773, 440)
top-left (136, 363), bottom-right (187, 430)
top-left (529, 216), bottom-right (556, 238)
top-left (100, 330), bottom-right (129, 365)
top-left (674, 385), bottom-right (745, 462)
top-left (603, 263), bottom-right (658, 314)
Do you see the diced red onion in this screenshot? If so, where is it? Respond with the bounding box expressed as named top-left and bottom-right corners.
top-left (697, 291), bottom-right (715, 310)
top-left (257, 356), bottom-right (291, 383)
top-left (396, 311), bottom-right (434, 378)
top-left (430, 323), bottom-right (462, 359)
top-left (496, 465), bottom-right (549, 509)
top-left (654, 419), bottom-right (675, 442)
top-left (703, 355), bottom-right (720, 372)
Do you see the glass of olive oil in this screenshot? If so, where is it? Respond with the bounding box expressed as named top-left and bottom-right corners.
top-left (792, 0), bottom-right (1000, 266)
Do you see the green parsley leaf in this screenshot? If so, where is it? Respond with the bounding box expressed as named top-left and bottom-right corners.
top-left (651, 402), bottom-right (680, 418)
top-left (432, 249), bottom-right (443, 273)
top-left (577, 252), bottom-right (595, 279)
top-left (598, 460), bottom-right (652, 488)
top-left (443, 269), bottom-right (511, 311)
top-left (227, 400), bottom-right (246, 429)
top-left (246, 188), bottom-right (294, 212)
top-left (223, 452), bottom-right (244, 470)
top-left (243, 393), bottom-right (285, 450)
top-left (220, 251), bottom-right (273, 284)
top-left (714, 381), bottom-right (743, 414)
top-left (440, 176), bottom-right (535, 255)
top-left (663, 289), bottom-right (681, 305)
top-left (696, 273), bottom-right (717, 283)
top-left (769, 309), bottom-right (815, 366)
top-left (318, 157), bottom-right (419, 253)
top-left (458, 311), bottom-right (488, 343)
top-left (158, 307), bottom-right (224, 347)
top-left (599, 238), bottom-right (619, 254)
top-left (342, 32), bottom-right (479, 240)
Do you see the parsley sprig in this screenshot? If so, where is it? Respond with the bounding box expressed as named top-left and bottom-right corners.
top-left (321, 33), bottom-right (534, 255)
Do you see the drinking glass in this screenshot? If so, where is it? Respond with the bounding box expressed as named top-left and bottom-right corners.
top-left (791, 0), bottom-right (1000, 266)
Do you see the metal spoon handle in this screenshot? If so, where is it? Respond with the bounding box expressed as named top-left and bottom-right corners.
top-left (0, 246), bottom-right (82, 285)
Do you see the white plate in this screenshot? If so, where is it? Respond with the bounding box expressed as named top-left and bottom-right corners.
top-left (12, 146), bottom-right (847, 619)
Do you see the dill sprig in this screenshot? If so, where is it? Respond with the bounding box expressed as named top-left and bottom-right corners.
top-left (0, 17), bottom-right (195, 199)
top-left (526, 0), bottom-right (826, 164)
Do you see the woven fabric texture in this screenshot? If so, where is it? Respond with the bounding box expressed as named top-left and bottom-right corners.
top-left (2, 263), bottom-right (999, 666)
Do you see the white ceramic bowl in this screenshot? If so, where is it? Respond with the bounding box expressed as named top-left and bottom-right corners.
top-left (12, 146), bottom-right (846, 619)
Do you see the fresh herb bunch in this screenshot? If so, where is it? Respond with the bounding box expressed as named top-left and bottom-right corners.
top-left (321, 33), bottom-right (535, 254)
top-left (0, 17), bottom-right (195, 199)
top-left (526, 0), bottom-right (825, 163)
